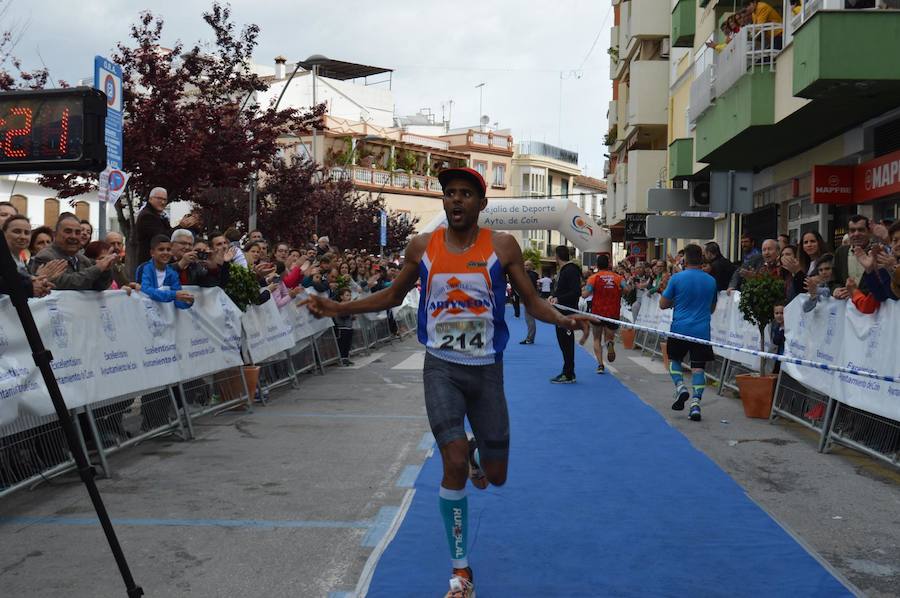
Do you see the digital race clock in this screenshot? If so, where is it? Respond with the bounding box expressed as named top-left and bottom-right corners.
top-left (0, 87), bottom-right (107, 174)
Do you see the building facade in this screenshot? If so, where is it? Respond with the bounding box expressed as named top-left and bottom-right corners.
top-left (511, 141), bottom-right (583, 261)
top-left (606, 0), bottom-right (671, 263)
top-left (639, 0), bottom-right (900, 259)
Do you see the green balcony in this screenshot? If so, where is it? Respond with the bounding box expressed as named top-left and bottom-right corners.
top-left (671, 0), bottom-right (695, 48)
top-left (668, 138), bottom-right (694, 179)
top-left (694, 71), bottom-right (775, 169)
top-left (793, 11), bottom-right (900, 99)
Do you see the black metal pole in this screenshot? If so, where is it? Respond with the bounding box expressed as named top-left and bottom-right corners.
top-left (0, 241), bottom-right (143, 597)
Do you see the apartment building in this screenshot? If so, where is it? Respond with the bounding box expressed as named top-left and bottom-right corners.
top-left (665, 1), bottom-right (900, 257)
top-left (512, 141), bottom-right (583, 260)
top-left (606, 0), bottom-right (672, 263)
top-left (441, 128), bottom-right (515, 199)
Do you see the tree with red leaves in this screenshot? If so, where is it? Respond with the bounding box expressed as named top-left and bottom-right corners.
top-left (259, 157), bottom-right (418, 253)
top-left (39, 3), bottom-right (323, 263)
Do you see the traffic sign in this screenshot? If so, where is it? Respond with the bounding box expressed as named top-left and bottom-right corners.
top-left (93, 56), bottom-right (123, 170)
top-left (94, 56), bottom-right (124, 237)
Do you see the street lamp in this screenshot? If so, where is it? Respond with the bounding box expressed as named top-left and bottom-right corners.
top-left (475, 83), bottom-right (485, 131)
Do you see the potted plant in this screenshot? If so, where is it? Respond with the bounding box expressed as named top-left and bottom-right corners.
top-left (221, 263), bottom-right (262, 405)
top-left (735, 274), bottom-right (784, 418)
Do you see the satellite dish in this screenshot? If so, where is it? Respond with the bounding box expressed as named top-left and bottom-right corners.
top-left (480, 115), bottom-right (490, 126)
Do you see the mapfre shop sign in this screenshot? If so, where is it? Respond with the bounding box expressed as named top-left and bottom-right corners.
top-left (812, 150), bottom-right (900, 205)
top-left (811, 165), bottom-right (853, 204)
top-left (855, 149), bottom-right (900, 203)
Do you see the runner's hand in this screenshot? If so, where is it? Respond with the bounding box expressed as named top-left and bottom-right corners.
top-left (558, 313), bottom-right (591, 336)
top-left (300, 294), bottom-right (342, 318)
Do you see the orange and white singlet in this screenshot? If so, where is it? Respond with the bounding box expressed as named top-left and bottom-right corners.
top-left (417, 227), bottom-right (510, 365)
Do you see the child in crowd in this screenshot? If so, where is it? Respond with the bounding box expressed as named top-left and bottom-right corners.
top-left (802, 254), bottom-right (836, 312)
top-left (139, 234), bottom-right (194, 309)
top-left (770, 301), bottom-right (786, 374)
top-left (333, 287), bottom-right (355, 366)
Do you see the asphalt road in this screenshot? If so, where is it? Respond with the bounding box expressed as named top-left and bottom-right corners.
top-left (0, 340), bottom-right (431, 597)
top-left (1, 324), bottom-right (898, 596)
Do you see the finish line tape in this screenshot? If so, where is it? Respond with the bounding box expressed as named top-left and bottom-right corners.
top-left (554, 304), bottom-right (900, 384)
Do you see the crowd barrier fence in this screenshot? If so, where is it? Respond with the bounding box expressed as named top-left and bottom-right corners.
top-left (0, 286), bottom-right (421, 499)
top-left (626, 290), bottom-right (900, 470)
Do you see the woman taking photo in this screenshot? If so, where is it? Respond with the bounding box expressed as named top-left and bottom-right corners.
top-left (779, 244), bottom-right (807, 301)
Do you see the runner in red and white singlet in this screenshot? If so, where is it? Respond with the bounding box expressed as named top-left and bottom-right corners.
top-left (582, 254), bottom-right (628, 374)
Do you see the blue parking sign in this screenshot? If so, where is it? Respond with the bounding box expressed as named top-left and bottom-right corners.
top-left (94, 56), bottom-right (123, 170)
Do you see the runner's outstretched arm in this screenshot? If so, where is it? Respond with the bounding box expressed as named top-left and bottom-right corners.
top-left (495, 233), bottom-right (590, 333)
top-left (302, 234), bottom-right (429, 318)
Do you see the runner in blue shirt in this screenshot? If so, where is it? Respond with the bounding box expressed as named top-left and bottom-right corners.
top-left (659, 244), bottom-right (718, 421)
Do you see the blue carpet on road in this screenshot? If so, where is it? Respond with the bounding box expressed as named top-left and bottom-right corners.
top-left (367, 314), bottom-right (851, 597)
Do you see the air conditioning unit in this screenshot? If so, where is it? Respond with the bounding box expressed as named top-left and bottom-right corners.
top-left (689, 181), bottom-right (710, 209)
top-left (661, 38), bottom-right (671, 58)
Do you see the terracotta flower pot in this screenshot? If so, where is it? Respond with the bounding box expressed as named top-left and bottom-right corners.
top-left (735, 373), bottom-right (777, 419)
top-left (242, 365), bottom-right (261, 403)
top-left (621, 328), bottom-right (636, 350)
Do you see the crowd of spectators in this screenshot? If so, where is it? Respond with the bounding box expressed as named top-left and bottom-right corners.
top-left (536, 213), bottom-right (900, 370)
top-left (0, 189), bottom-right (407, 369)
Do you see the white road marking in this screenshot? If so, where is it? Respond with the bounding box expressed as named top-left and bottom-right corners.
top-left (392, 351), bottom-right (425, 370)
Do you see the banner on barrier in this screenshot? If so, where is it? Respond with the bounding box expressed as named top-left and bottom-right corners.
top-left (783, 296), bottom-right (900, 422)
top-left (632, 290), bottom-right (766, 370)
top-left (0, 288), bottom-right (245, 425)
top-left (242, 298), bottom-right (295, 363)
top-left (0, 286), bottom-right (421, 427)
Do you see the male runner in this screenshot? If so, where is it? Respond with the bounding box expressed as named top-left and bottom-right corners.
top-left (658, 244), bottom-right (717, 422)
top-left (303, 167), bottom-right (588, 597)
top-left (581, 254), bottom-right (626, 374)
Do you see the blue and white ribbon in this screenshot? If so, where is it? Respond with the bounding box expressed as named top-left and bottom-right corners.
top-left (555, 305), bottom-right (900, 385)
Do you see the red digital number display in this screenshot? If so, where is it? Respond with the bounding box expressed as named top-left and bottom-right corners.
top-left (0, 87), bottom-right (106, 174)
top-left (0, 98), bottom-right (81, 161)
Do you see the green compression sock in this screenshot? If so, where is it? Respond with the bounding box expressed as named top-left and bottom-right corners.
top-left (669, 361), bottom-right (684, 386)
top-left (692, 370), bottom-right (706, 399)
top-left (439, 486), bottom-right (468, 569)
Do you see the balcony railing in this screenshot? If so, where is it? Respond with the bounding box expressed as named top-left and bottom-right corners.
top-left (330, 166), bottom-right (442, 195)
top-left (688, 63), bottom-right (715, 125)
top-left (784, 1), bottom-right (895, 43)
top-left (400, 133), bottom-right (449, 150)
top-left (490, 135), bottom-right (511, 149)
top-left (714, 23), bottom-right (781, 99)
top-left (516, 141), bottom-right (579, 166)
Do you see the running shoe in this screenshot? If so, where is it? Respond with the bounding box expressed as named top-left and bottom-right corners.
top-left (596, 364), bottom-right (605, 375)
top-left (606, 341), bottom-right (616, 363)
top-left (689, 401), bottom-right (702, 422)
top-left (519, 339), bottom-right (534, 345)
top-left (671, 384), bottom-right (690, 411)
top-left (467, 436), bottom-right (488, 490)
top-left (550, 374), bottom-right (576, 384)
top-left (444, 568), bottom-right (475, 598)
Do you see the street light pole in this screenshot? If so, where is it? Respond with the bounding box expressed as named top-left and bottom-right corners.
top-left (475, 83), bottom-right (485, 130)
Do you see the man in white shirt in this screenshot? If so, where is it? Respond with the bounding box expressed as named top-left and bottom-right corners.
top-left (538, 274), bottom-right (552, 298)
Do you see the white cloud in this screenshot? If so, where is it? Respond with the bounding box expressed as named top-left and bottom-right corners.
top-left (6, 0), bottom-right (611, 176)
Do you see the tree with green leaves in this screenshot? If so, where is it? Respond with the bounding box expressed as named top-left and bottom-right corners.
top-left (737, 273), bottom-right (786, 374)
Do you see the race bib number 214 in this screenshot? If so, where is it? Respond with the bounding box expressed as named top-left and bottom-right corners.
top-left (436, 319), bottom-right (487, 355)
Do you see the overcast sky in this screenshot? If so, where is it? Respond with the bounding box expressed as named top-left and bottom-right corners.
top-left (3, 0), bottom-right (612, 178)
